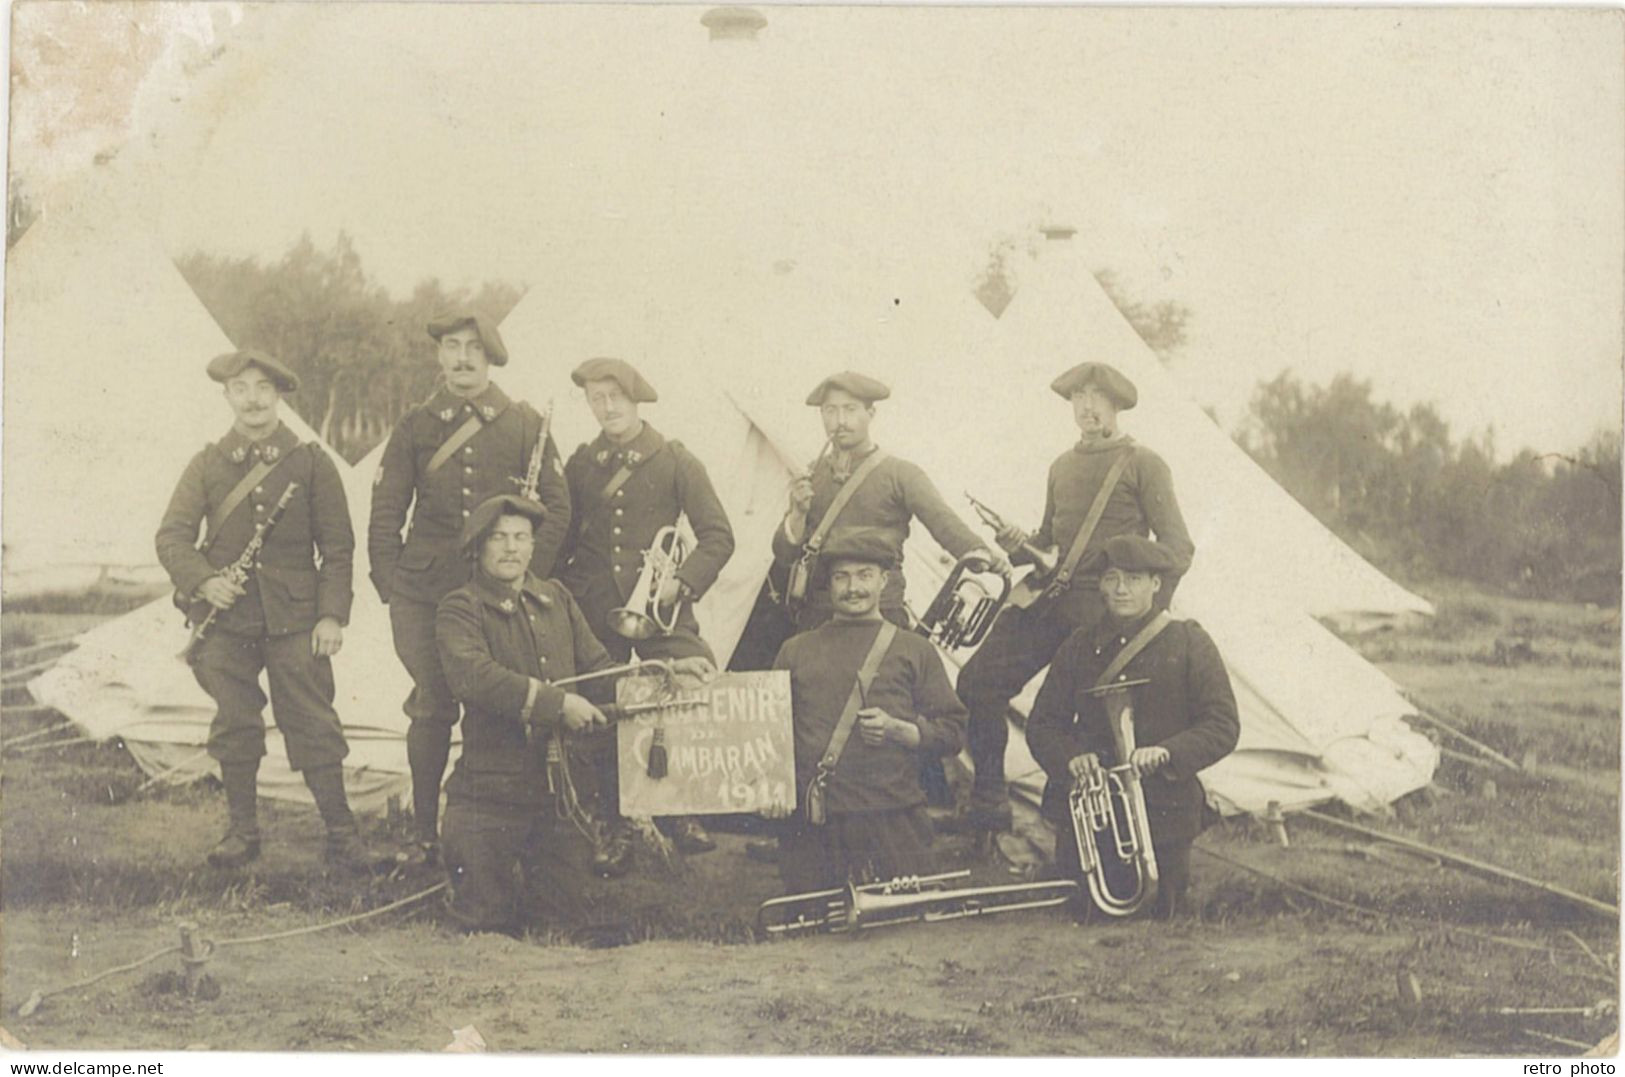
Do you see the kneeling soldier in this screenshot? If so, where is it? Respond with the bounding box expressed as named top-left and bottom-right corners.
top-left (155, 350), bottom-right (376, 871)
top-left (768, 529), bottom-right (968, 893)
top-left (1025, 535), bottom-right (1239, 919)
top-left (434, 495), bottom-right (618, 934)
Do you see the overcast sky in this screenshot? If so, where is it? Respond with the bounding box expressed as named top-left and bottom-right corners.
top-left (14, 4), bottom-right (1623, 458)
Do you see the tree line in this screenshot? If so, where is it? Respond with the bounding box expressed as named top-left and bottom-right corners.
top-left (176, 235), bottom-right (1620, 605)
top-left (177, 233), bottom-right (522, 466)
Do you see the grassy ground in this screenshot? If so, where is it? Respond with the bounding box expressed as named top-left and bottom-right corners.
top-left (0, 581), bottom-right (1617, 1054)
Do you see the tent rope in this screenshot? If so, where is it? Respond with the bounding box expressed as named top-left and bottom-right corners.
top-left (17, 881), bottom-right (448, 1015)
top-left (1195, 846), bottom-right (1614, 975)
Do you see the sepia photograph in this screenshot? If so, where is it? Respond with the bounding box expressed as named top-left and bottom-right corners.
top-left (0, 0), bottom-right (1620, 1060)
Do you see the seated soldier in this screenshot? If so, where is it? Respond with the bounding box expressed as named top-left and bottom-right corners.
top-left (433, 494), bottom-right (618, 934)
top-left (766, 529), bottom-right (968, 893)
top-left (1025, 535), bottom-right (1239, 920)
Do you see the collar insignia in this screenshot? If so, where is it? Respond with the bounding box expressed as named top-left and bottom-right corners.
top-left (228, 446), bottom-right (248, 464)
top-left (500, 598), bottom-right (516, 612)
top-left (439, 407), bottom-right (457, 422)
top-left (261, 444), bottom-right (280, 463)
top-left (626, 450), bottom-right (642, 465)
top-left (481, 405), bottom-right (496, 421)
top-left (596, 449), bottom-right (610, 466)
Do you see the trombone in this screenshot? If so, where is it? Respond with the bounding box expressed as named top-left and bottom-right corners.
top-left (757, 870), bottom-right (1077, 936)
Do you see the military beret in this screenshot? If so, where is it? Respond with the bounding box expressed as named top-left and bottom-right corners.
top-left (427, 311), bottom-right (509, 366)
top-left (805, 371), bottom-right (891, 406)
top-left (1050, 362), bottom-right (1137, 410)
top-left (1101, 534), bottom-right (1182, 575)
top-left (207, 349), bottom-right (300, 393)
top-left (571, 357), bottom-right (658, 403)
top-left (816, 527), bottom-right (899, 579)
top-left (460, 494), bottom-right (547, 554)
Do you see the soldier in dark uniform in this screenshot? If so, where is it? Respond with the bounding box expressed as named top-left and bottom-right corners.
top-left (1025, 536), bottom-right (1239, 919)
top-left (769, 371), bottom-right (1007, 635)
top-left (434, 495), bottom-right (617, 935)
top-left (766, 529), bottom-right (968, 892)
top-left (557, 357), bottom-right (735, 870)
top-left (156, 350), bottom-right (374, 870)
top-left (957, 362), bottom-right (1194, 834)
top-left (368, 312), bottom-right (571, 866)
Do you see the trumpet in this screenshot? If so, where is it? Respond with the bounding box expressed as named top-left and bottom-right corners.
top-left (609, 525), bottom-right (690, 641)
top-left (964, 493), bottom-right (1061, 609)
top-left (1069, 688), bottom-right (1160, 916)
top-left (915, 553), bottom-right (1011, 651)
top-left (756, 870), bottom-right (1077, 936)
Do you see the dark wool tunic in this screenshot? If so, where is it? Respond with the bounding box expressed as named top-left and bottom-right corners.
top-left (558, 421), bottom-right (734, 634)
top-left (770, 445), bottom-right (982, 617)
top-left (369, 382), bottom-right (571, 605)
top-left (1025, 612), bottom-right (1240, 844)
top-left (156, 422), bottom-right (354, 636)
top-left (772, 618), bottom-right (967, 814)
top-left (435, 570), bottom-right (616, 806)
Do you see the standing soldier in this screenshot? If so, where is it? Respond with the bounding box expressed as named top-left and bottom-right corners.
top-left (434, 495), bottom-right (617, 934)
top-left (766, 529), bottom-right (968, 892)
top-left (1025, 536), bottom-right (1238, 919)
top-left (957, 361), bottom-right (1195, 835)
top-left (156, 350), bottom-right (374, 870)
top-left (770, 371), bottom-right (1008, 635)
top-left (369, 312), bottom-right (571, 867)
top-left (557, 358), bottom-right (735, 872)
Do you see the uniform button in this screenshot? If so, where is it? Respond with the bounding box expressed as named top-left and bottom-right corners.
top-left (540, 657), bottom-right (548, 665)
top-left (462, 487), bottom-right (471, 495)
top-left (614, 490), bottom-right (624, 498)
top-left (613, 545), bottom-right (622, 552)
top-left (614, 508), bottom-right (624, 517)
top-left (614, 564), bottom-right (623, 572)
top-left (612, 527), bottom-right (622, 535)
top-left (464, 466), bottom-right (474, 475)
top-left (463, 446), bottom-right (474, 455)
top-left (254, 486), bottom-right (264, 494)
top-left (462, 509), bottom-right (471, 517)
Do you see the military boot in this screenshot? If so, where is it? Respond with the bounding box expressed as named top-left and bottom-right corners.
top-left (303, 764), bottom-right (386, 873)
top-left (591, 818), bottom-right (635, 878)
top-left (208, 761), bottom-right (262, 868)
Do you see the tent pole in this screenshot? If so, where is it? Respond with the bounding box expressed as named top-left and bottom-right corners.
top-left (1300, 809), bottom-right (1616, 921)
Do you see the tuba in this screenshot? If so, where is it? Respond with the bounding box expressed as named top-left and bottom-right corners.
top-left (916, 553), bottom-right (1011, 651)
top-left (609, 525), bottom-right (690, 641)
top-left (757, 870), bottom-right (1077, 936)
top-left (1069, 686), bottom-right (1160, 916)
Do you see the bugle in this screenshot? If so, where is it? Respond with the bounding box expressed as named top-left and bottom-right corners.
top-left (757, 870), bottom-right (1077, 936)
top-left (964, 493), bottom-right (1061, 609)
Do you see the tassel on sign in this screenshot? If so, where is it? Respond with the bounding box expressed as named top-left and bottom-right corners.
top-left (646, 724), bottom-right (668, 779)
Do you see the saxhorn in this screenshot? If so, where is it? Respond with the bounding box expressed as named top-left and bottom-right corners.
top-left (1069, 687), bottom-right (1160, 916)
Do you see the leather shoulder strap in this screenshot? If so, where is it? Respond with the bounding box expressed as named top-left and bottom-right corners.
top-left (805, 450), bottom-right (890, 552)
top-left (818, 621), bottom-right (899, 773)
top-left (1094, 610), bottom-right (1172, 689)
top-left (601, 464), bottom-right (636, 501)
top-left (1053, 448), bottom-right (1133, 588)
top-left (427, 413), bottom-right (486, 475)
top-left (202, 447), bottom-right (305, 554)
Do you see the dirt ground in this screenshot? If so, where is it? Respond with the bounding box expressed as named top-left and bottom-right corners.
top-left (0, 587), bottom-right (1618, 1056)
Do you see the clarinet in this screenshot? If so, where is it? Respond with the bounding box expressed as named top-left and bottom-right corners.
top-left (178, 483), bottom-right (301, 664)
top-left (512, 398), bottom-right (554, 501)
